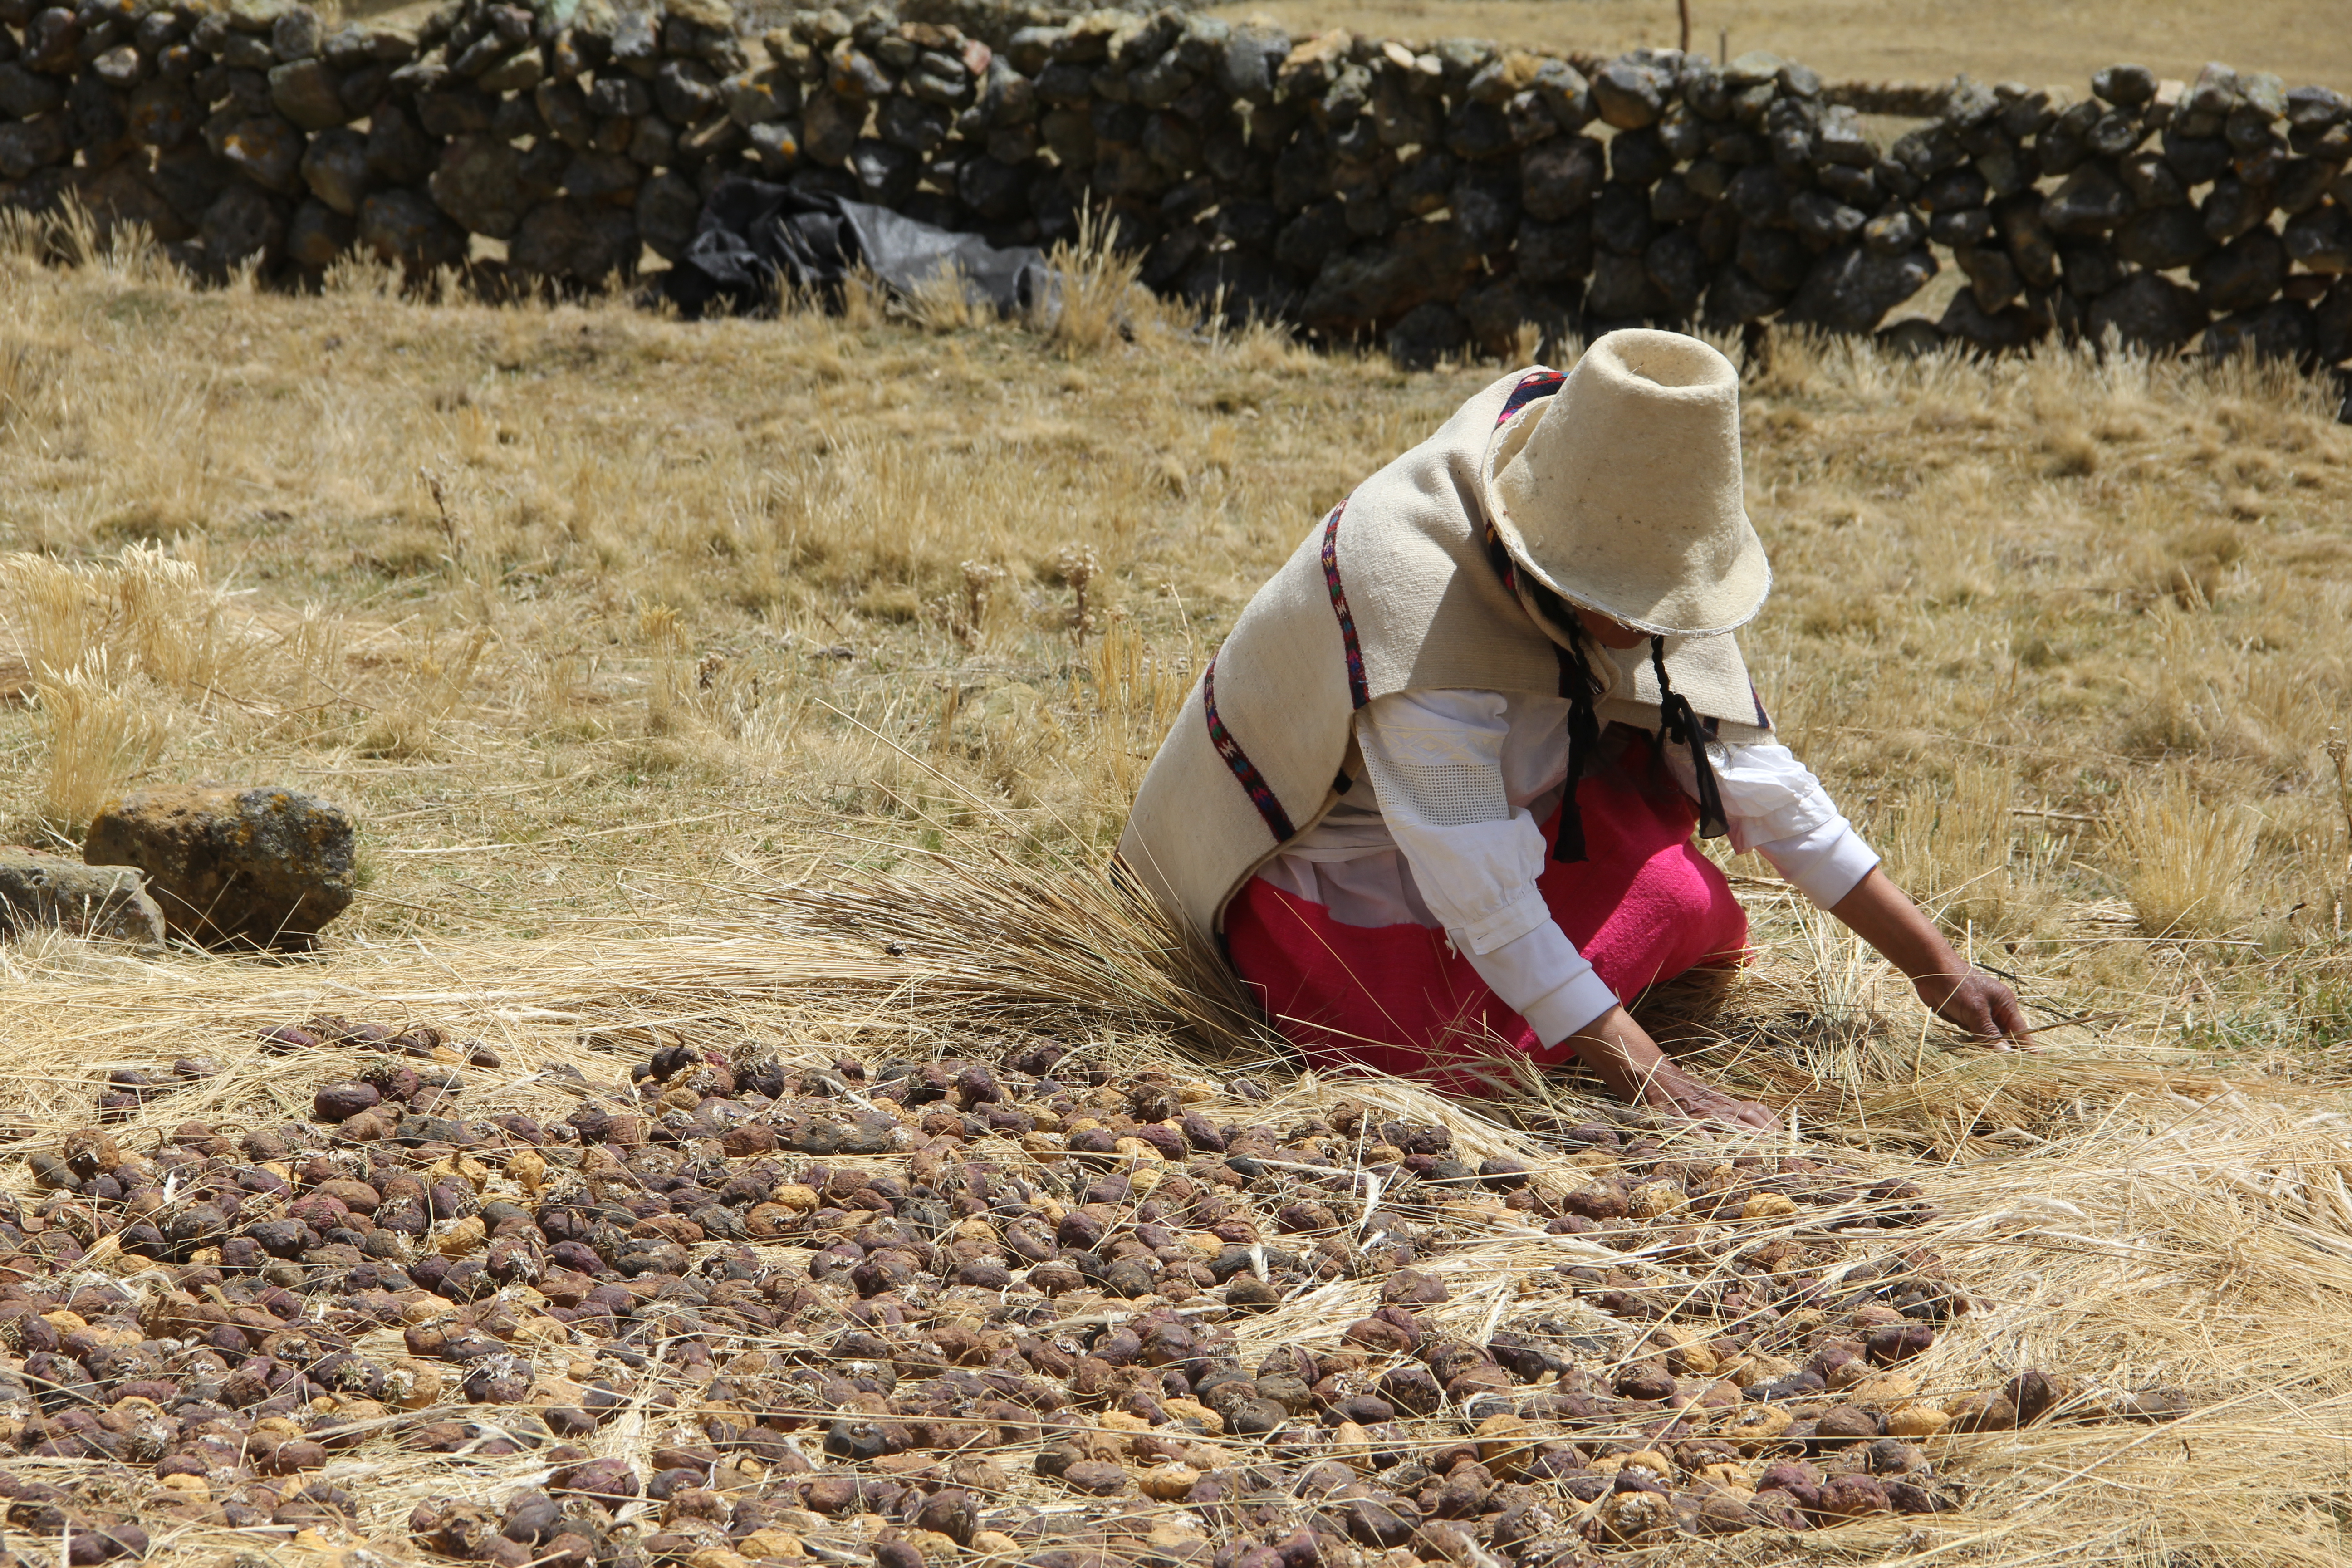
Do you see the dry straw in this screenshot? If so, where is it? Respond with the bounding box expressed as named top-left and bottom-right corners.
top-left (356, 623), bottom-right (494, 759)
top-left (2328, 732), bottom-right (2352, 884)
top-left (902, 263), bottom-right (985, 335)
top-left (0, 543), bottom-right (232, 698)
top-left (1039, 202), bottom-right (1146, 358)
top-left (1875, 758), bottom-right (2043, 940)
top-left (0, 550), bottom-right (116, 683)
top-left (0, 855), bottom-right (2348, 1567)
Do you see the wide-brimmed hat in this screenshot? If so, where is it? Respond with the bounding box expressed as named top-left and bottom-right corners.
top-left (1480, 329), bottom-right (1771, 638)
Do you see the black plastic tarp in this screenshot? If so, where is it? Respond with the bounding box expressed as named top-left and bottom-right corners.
top-left (663, 178), bottom-right (1054, 320)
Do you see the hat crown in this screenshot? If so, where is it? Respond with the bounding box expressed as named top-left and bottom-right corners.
top-left (1485, 330), bottom-right (1770, 637)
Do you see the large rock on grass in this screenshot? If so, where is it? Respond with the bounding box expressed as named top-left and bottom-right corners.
top-left (0, 849), bottom-right (164, 946)
top-left (84, 786), bottom-right (355, 950)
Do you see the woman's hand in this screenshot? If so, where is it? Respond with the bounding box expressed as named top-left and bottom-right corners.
top-left (1828, 869), bottom-right (2039, 1051)
top-left (1563, 1007), bottom-right (1783, 1131)
top-left (1914, 970), bottom-right (2036, 1050)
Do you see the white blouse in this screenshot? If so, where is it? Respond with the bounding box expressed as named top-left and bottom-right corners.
top-left (1254, 689), bottom-right (1879, 1046)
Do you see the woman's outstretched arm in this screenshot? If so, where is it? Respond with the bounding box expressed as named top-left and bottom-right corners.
top-left (1828, 867), bottom-right (2038, 1048)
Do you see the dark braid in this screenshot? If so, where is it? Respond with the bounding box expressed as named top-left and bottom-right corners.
top-left (1650, 635), bottom-right (1729, 840)
top-left (1483, 525), bottom-right (1604, 863)
top-left (1481, 524), bottom-right (1732, 854)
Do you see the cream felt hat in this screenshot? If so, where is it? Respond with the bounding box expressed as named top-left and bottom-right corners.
top-left (1481, 329), bottom-right (1771, 637)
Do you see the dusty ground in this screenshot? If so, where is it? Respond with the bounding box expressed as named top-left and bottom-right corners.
top-left (0, 228), bottom-right (2348, 1565)
top-left (338, 0), bottom-right (2352, 90)
top-left (1202, 0), bottom-right (2352, 97)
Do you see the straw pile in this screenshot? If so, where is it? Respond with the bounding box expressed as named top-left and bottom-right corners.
top-left (0, 861), bottom-right (2346, 1568)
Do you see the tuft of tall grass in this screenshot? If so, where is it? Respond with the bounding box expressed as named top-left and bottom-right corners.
top-left (0, 552), bottom-right (111, 683)
top-left (1086, 616), bottom-right (1189, 804)
top-left (1039, 203), bottom-right (1144, 358)
top-left (2107, 770), bottom-right (2260, 939)
top-left (0, 330), bottom-right (53, 433)
top-left (0, 543), bottom-right (231, 700)
top-left (111, 541), bottom-right (226, 696)
top-left (1873, 759), bottom-right (2047, 941)
top-left (354, 624), bottom-right (491, 759)
top-left (31, 653), bottom-right (166, 835)
top-left (640, 602), bottom-right (687, 737)
top-left (271, 603), bottom-right (345, 726)
top-left (903, 263), bottom-right (983, 334)
top-left (2331, 735), bottom-right (2352, 872)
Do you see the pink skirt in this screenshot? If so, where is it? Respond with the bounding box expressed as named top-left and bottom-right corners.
top-left (1224, 753), bottom-right (1749, 1093)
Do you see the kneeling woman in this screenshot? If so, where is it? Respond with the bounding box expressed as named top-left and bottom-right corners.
top-left (1118, 330), bottom-right (2032, 1128)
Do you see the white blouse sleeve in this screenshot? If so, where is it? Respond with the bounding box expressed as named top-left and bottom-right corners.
top-left (1356, 691), bottom-right (1619, 1044)
top-left (1661, 738), bottom-right (1880, 908)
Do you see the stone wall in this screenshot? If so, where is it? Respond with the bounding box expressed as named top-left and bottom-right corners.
top-left (14, 0), bottom-right (2352, 364)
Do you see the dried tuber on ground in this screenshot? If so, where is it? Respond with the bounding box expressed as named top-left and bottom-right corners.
top-left (0, 1017), bottom-right (2186, 1562)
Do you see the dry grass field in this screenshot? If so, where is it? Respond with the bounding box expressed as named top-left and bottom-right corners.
top-left (1205, 0), bottom-right (2352, 96)
top-left (2, 225), bottom-right (2345, 1039)
top-left (2, 216), bottom-right (2352, 1566)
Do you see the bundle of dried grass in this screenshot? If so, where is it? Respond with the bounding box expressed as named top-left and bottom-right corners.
top-left (28, 652), bottom-right (167, 833)
top-left (759, 853), bottom-right (1274, 1065)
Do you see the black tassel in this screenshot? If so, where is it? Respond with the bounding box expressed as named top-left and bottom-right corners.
top-left (1480, 522), bottom-right (1606, 864)
top-left (1651, 636), bottom-right (1729, 839)
top-left (1551, 677), bottom-right (1600, 863)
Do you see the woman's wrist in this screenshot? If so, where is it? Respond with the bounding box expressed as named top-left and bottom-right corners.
top-left (1830, 869), bottom-right (1970, 984)
top-left (1909, 964), bottom-right (1976, 1007)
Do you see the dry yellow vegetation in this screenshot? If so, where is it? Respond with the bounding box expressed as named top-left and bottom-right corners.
top-left (0, 221), bottom-right (2351, 1565)
top-left (2, 226), bottom-right (2345, 1048)
top-left (1206, 0), bottom-right (2352, 96)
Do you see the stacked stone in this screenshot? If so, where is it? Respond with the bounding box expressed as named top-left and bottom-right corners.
top-left (0, 0), bottom-right (822, 282)
top-left (0, 0), bottom-right (438, 274)
top-left (881, 0), bottom-right (1064, 52)
top-left (1, 0), bottom-right (2347, 362)
top-left (774, 4), bottom-right (1054, 249)
top-left (1918, 64), bottom-right (2352, 361)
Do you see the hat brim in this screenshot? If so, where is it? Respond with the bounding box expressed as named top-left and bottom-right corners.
top-left (1479, 386), bottom-right (1773, 639)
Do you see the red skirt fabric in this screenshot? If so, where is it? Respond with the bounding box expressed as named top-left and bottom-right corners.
top-left (1224, 755), bottom-right (1749, 1093)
